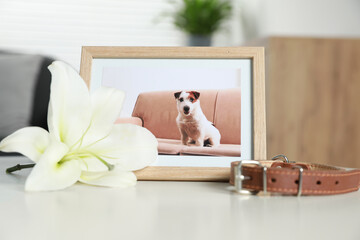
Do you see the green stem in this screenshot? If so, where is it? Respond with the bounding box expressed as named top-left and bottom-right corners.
top-left (6, 164), bottom-right (35, 174)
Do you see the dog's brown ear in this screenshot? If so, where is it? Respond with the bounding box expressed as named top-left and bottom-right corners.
top-left (192, 91), bottom-right (200, 99)
top-left (174, 91), bottom-right (181, 99)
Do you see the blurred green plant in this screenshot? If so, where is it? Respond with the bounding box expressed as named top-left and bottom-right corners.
top-left (171, 0), bottom-right (232, 36)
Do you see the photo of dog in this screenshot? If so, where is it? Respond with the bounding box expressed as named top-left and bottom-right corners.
top-left (103, 65), bottom-right (242, 158)
top-left (174, 91), bottom-right (221, 147)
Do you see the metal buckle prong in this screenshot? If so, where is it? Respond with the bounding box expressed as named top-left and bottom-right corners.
top-left (272, 154), bottom-right (290, 163)
top-left (235, 160), bottom-right (268, 195)
top-left (292, 165), bottom-right (304, 196)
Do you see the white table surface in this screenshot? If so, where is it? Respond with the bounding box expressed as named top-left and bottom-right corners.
top-left (0, 156), bottom-right (359, 240)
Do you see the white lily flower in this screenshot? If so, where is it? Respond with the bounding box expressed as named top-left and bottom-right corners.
top-left (0, 61), bottom-right (158, 191)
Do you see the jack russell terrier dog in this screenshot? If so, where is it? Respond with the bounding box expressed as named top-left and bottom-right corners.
top-left (174, 91), bottom-right (221, 147)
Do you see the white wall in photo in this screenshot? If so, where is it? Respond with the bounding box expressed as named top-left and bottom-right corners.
top-left (102, 66), bottom-right (241, 117)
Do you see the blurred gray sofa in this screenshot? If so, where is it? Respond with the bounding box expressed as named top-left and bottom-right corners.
top-left (0, 51), bottom-right (53, 155)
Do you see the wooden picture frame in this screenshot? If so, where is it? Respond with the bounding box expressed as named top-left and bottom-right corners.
top-left (80, 47), bottom-right (266, 181)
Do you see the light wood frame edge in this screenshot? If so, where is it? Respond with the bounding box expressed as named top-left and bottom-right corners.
top-left (79, 46), bottom-right (266, 181)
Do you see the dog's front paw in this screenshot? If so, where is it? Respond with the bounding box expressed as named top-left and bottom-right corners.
top-left (203, 139), bottom-right (212, 147)
top-left (181, 138), bottom-right (189, 145)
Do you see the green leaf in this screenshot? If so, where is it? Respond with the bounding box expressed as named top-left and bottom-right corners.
top-left (170, 0), bottom-right (232, 35)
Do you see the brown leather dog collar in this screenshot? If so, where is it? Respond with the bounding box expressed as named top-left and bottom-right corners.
top-left (230, 159), bottom-right (360, 196)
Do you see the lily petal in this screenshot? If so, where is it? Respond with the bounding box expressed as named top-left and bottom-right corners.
top-left (79, 168), bottom-right (136, 187)
top-left (47, 61), bottom-right (92, 147)
top-left (25, 139), bottom-right (81, 191)
top-left (0, 127), bottom-right (49, 162)
top-left (81, 87), bottom-right (125, 146)
top-left (84, 124), bottom-right (158, 171)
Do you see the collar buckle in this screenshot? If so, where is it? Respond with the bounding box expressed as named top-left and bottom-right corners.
top-left (234, 160), bottom-right (268, 195)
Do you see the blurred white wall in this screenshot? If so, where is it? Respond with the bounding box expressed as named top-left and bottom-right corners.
top-left (0, 0), bottom-right (186, 69)
top-left (0, 0), bottom-right (359, 70)
top-left (240, 0), bottom-right (360, 42)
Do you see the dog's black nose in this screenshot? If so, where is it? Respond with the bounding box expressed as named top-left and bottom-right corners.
top-left (184, 106), bottom-right (190, 112)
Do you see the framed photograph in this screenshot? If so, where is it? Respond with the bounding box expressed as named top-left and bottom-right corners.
top-left (80, 47), bottom-right (266, 181)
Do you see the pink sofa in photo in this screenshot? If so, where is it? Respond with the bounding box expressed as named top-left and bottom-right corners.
top-left (116, 88), bottom-right (241, 157)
